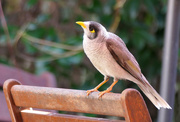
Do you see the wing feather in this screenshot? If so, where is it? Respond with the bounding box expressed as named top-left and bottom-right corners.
top-left (106, 33), bottom-right (143, 82)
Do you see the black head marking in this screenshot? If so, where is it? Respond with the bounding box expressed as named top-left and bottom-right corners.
top-left (88, 22), bottom-right (100, 40)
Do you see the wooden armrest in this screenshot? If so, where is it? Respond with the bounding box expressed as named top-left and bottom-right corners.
top-left (3, 79), bottom-right (151, 122)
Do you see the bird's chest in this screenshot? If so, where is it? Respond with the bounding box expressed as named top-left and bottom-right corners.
top-left (83, 38), bottom-right (111, 74)
top-left (83, 39), bottom-right (105, 62)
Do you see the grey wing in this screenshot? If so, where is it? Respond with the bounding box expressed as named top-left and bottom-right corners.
top-left (106, 33), bottom-right (144, 82)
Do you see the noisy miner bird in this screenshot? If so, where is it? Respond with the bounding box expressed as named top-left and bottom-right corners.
top-left (76, 21), bottom-right (171, 109)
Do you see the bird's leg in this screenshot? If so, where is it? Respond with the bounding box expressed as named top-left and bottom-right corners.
top-left (98, 79), bottom-right (118, 98)
top-left (86, 76), bottom-right (109, 96)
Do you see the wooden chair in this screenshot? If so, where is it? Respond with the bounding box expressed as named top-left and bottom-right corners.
top-left (3, 79), bottom-right (152, 122)
top-left (0, 64), bottom-right (56, 122)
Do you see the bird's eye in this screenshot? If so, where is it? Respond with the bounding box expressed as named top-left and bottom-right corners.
top-left (90, 29), bottom-right (95, 33)
top-left (89, 26), bottom-right (95, 33)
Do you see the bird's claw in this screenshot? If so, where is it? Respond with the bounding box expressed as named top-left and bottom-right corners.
top-left (98, 88), bottom-right (112, 98)
top-left (86, 89), bottom-right (98, 96)
top-left (86, 88), bottom-right (113, 98)
top-left (98, 91), bottom-right (109, 98)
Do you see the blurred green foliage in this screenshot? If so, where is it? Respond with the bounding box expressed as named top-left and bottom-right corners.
top-left (0, 0), bottom-right (179, 121)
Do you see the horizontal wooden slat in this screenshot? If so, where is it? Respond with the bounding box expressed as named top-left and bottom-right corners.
top-left (21, 110), bottom-right (123, 122)
top-left (11, 85), bottom-right (124, 117)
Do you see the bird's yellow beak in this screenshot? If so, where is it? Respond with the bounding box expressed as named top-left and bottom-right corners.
top-left (76, 21), bottom-right (87, 29)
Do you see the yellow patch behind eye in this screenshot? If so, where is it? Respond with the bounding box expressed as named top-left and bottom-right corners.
top-left (90, 29), bottom-right (95, 33)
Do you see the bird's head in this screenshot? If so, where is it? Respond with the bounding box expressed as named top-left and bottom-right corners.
top-left (76, 21), bottom-right (107, 40)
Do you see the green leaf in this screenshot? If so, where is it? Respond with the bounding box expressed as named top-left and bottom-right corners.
top-left (27, 0), bottom-right (38, 8)
top-left (144, 0), bottom-right (156, 16)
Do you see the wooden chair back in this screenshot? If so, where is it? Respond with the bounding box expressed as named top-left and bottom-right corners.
top-left (0, 64), bottom-right (56, 121)
top-left (3, 79), bottom-right (152, 122)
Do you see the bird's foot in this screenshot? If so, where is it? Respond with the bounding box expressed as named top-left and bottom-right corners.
top-left (86, 88), bottom-right (98, 96)
top-left (98, 88), bottom-right (112, 98)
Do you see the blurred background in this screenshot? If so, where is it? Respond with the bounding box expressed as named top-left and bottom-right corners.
top-left (0, 0), bottom-right (179, 121)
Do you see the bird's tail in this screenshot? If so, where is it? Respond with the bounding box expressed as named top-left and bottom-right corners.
top-left (137, 76), bottom-right (171, 109)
